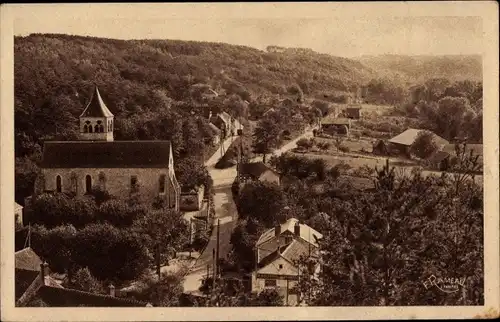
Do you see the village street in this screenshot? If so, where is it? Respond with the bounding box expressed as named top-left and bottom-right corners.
top-left (182, 127), bottom-right (317, 295)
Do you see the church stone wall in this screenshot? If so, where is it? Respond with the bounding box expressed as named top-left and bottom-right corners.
top-left (41, 167), bottom-right (175, 203)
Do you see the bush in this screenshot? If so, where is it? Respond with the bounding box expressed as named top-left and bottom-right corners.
top-left (338, 145), bottom-right (350, 153)
top-left (296, 138), bottom-right (314, 150)
top-left (317, 141), bottom-right (331, 151)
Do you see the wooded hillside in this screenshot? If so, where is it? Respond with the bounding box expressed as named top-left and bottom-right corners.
top-left (357, 54), bottom-right (482, 83)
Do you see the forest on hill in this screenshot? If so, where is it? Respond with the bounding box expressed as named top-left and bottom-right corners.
top-left (356, 54), bottom-right (482, 83)
top-left (14, 34), bottom-right (483, 204)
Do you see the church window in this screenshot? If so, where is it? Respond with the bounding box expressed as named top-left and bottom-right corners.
top-left (94, 124), bottom-right (100, 133)
top-left (88, 124), bottom-right (93, 133)
top-left (159, 174), bottom-right (166, 194)
top-left (83, 124), bottom-right (89, 133)
top-left (85, 175), bottom-right (92, 193)
top-left (56, 175), bottom-right (62, 193)
top-left (100, 124), bottom-right (104, 132)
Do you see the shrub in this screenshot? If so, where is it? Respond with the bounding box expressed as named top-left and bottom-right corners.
top-left (338, 145), bottom-right (350, 153)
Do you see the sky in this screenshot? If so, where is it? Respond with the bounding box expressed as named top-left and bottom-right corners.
top-left (10, 3), bottom-right (484, 57)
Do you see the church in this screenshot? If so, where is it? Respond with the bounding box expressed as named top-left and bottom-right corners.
top-left (33, 86), bottom-right (181, 211)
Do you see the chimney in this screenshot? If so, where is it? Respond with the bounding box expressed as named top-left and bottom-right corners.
top-left (274, 224), bottom-right (281, 237)
top-left (108, 284), bottom-right (115, 297)
top-left (39, 262), bottom-right (49, 284)
top-left (294, 222), bottom-right (300, 236)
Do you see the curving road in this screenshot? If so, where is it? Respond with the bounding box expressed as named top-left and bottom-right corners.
top-left (182, 128), bottom-right (317, 294)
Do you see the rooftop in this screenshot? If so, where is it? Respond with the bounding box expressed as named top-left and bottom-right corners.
top-left (256, 218), bottom-right (323, 247)
top-left (240, 162), bottom-right (276, 179)
top-left (388, 128), bottom-right (449, 147)
top-left (40, 140), bottom-right (172, 168)
top-left (79, 86), bottom-right (114, 118)
top-left (15, 247), bottom-right (43, 272)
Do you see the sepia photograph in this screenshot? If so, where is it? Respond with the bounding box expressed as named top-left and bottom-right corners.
top-left (1, 2), bottom-right (498, 321)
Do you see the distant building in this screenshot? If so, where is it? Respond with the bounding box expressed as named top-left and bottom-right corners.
top-left (32, 85), bottom-right (180, 210)
top-left (239, 162), bottom-right (280, 185)
top-left (429, 143), bottom-right (483, 171)
top-left (179, 185), bottom-right (205, 212)
top-left (388, 128), bottom-right (449, 157)
top-left (209, 111), bottom-right (243, 138)
top-left (320, 118), bottom-right (351, 135)
top-left (207, 123), bottom-right (221, 146)
top-left (15, 247), bottom-right (149, 307)
top-left (252, 218), bottom-right (322, 306)
top-left (15, 202), bottom-right (23, 227)
top-left (344, 106), bottom-right (362, 119)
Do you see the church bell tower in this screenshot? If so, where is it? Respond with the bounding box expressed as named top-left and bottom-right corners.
top-left (79, 85), bottom-right (114, 142)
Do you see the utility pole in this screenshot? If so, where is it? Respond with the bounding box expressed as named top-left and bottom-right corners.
top-left (216, 219), bottom-right (220, 277)
top-left (156, 242), bottom-right (161, 280)
top-left (189, 218), bottom-right (192, 258)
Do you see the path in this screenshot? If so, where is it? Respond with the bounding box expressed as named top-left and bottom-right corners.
top-left (182, 128), bottom-right (317, 295)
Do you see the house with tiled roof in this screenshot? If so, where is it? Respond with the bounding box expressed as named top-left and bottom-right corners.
top-left (388, 128), bottom-right (449, 157)
top-left (239, 162), bottom-right (280, 185)
top-left (15, 247), bottom-right (150, 307)
top-left (31, 85), bottom-right (180, 210)
top-left (251, 218), bottom-right (322, 306)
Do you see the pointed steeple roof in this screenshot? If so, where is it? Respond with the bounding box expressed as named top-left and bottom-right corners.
top-left (80, 85), bottom-right (114, 118)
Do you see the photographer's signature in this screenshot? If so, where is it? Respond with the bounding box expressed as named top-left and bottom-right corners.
top-left (423, 275), bottom-right (466, 293)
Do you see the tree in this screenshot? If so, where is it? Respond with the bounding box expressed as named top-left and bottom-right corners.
top-left (67, 267), bottom-right (106, 294)
top-left (296, 138), bottom-right (314, 151)
top-left (131, 207), bottom-right (189, 265)
top-left (333, 136), bottom-right (344, 152)
top-left (250, 289), bottom-right (284, 306)
top-left (252, 117), bottom-right (281, 163)
top-left (410, 130), bottom-right (439, 159)
top-left (130, 273), bottom-right (184, 307)
top-left (74, 223), bottom-right (150, 282)
top-left (236, 181), bottom-right (286, 227)
top-left (295, 162), bottom-right (483, 306)
top-left (176, 156), bottom-right (213, 194)
top-left (229, 218), bottom-right (265, 272)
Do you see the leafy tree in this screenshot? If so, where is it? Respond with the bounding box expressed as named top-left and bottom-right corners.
top-left (410, 130), bottom-right (439, 159)
top-left (250, 289), bottom-right (284, 306)
top-left (131, 207), bottom-right (189, 264)
top-left (252, 117), bottom-right (281, 163)
top-left (236, 181), bottom-right (286, 227)
top-left (130, 273), bottom-right (184, 307)
top-left (296, 138), bottom-right (314, 150)
top-left (73, 223), bottom-right (150, 282)
top-left (176, 156), bottom-right (213, 194)
top-left (296, 162), bottom-right (483, 306)
top-left (31, 224), bottom-right (77, 274)
top-left (229, 218), bottom-right (265, 272)
top-left (67, 267), bottom-right (106, 294)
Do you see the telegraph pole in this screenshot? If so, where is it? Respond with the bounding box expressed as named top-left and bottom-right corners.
top-left (216, 219), bottom-right (220, 277)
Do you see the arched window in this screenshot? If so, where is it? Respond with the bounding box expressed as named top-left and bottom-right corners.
top-left (83, 124), bottom-right (89, 133)
top-left (99, 124), bottom-right (104, 132)
top-left (85, 175), bottom-right (92, 193)
top-left (110, 120), bottom-right (113, 131)
top-left (159, 174), bottom-right (166, 194)
top-left (94, 124), bottom-right (100, 133)
top-left (56, 175), bottom-right (62, 193)
top-left (88, 124), bottom-right (93, 133)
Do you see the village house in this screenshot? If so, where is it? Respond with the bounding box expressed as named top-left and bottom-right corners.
top-left (207, 123), bottom-right (221, 146)
top-left (320, 118), bottom-right (351, 136)
top-left (388, 128), bottom-right (449, 158)
top-left (15, 247), bottom-right (149, 307)
top-left (239, 162), bottom-right (281, 185)
top-left (179, 185), bottom-right (205, 212)
top-left (31, 86), bottom-right (181, 210)
top-left (429, 143), bottom-right (483, 171)
top-left (344, 106), bottom-right (362, 119)
top-left (252, 218), bottom-right (322, 306)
